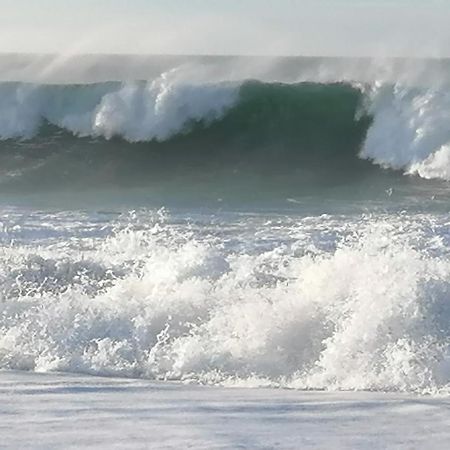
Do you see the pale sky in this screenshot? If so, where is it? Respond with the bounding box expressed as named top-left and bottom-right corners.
top-left (1, 0), bottom-right (450, 57)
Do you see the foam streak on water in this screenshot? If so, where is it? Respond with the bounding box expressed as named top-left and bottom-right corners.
top-left (0, 208), bottom-right (449, 395)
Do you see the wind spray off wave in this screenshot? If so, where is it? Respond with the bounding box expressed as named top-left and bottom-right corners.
top-left (2, 65), bottom-right (450, 188)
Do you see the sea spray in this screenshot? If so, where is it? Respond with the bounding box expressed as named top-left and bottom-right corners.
top-left (0, 209), bottom-right (449, 394)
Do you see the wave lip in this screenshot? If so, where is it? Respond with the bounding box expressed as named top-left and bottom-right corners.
top-left (0, 73), bottom-right (239, 142)
top-left (2, 73), bottom-right (450, 185)
top-left (361, 82), bottom-right (450, 180)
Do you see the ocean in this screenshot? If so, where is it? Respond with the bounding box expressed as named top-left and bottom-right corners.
top-left (0, 54), bottom-right (450, 448)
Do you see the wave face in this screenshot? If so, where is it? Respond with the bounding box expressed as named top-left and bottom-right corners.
top-left (0, 78), bottom-right (366, 143)
top-left (0, 209), bottom-right (449, 394)
top-left (1, 74), bottom-right (450, 188)
top-left (0, 78), bottom-right (379, 197)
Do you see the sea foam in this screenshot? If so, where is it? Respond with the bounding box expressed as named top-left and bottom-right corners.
top-left (0, 209), bottom-right (449, 394)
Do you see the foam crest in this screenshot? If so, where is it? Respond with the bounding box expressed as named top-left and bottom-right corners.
top-left (361, 82), bottom-right (450, 180)
top-left (0, 73), bottom-right (239, 141)
top-left (0, 210), bottom-right (449, 394)
top-left (93, 71), bottom-right (239, 141)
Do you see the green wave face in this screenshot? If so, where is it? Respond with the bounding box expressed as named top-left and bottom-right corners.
top-left (184, 81), bottom-right (371, 167)
top-left (0, 81), bottom-right (435, 207)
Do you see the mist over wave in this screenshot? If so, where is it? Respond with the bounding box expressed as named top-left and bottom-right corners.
top-left (1, 56), bottom-right (450, 191)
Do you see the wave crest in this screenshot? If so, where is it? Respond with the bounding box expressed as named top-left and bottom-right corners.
top-left (362, 82), bottom-right (450, 180)
top-left (2, 74), bottom-right (450, 183)
top-left (0, 71), bottom-right (238, 141)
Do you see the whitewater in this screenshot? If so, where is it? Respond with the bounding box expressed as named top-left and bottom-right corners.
top-left (1, 54), bottom-right (450, 448)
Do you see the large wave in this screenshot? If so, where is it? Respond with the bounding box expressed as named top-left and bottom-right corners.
top-left (1, 71), bottom-right (450, 188)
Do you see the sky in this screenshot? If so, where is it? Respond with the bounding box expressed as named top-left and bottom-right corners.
top-left (1, 0), bottom-right (450, 57)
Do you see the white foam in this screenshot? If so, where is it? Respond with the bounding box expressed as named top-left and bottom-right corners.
top-left (0, 209), bottom-right (449, 394)
top-left (0, 71), bottom-right (239, 141)
top-left (93, 71), bottom-right (238, 141)
top-left (361, 82), bottom-right (450, 180)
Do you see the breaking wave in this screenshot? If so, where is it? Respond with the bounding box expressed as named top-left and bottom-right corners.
top-left (0, 209), bottom-right (449, 394)
top-left (2, 72), bottom-right (450, 186)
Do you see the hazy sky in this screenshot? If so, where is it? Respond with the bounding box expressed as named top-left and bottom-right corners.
top-left (1, 0), bottom-right (450, 56)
